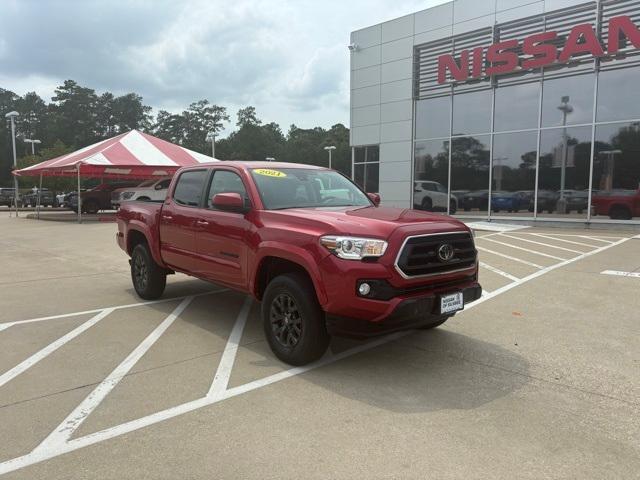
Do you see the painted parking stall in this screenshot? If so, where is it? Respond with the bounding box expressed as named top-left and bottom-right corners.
top-left (0, 226), bottom-right (634, 475)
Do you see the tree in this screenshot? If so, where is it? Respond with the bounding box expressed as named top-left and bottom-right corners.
top-left (236, 106), bottom-right (261, 128)
top-left (50, 80), bottom-right (99, 147)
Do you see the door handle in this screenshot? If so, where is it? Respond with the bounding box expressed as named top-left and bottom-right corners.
top-left (196, 219), bottom-right (209, 226)
top-left (162, 215), bottom-right (173, 221)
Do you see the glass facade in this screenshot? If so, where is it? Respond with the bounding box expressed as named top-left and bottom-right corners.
top-left (353, 145), bottom-right (380, 193)
top-left (413, 64), bottom-right (640, 222)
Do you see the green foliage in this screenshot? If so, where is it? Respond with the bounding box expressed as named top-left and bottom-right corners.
top-left (1, 80), bottom-right (351, 188)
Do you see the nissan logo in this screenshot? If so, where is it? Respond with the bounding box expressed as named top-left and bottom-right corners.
top-left (437, 243), bottom-right (455, 262)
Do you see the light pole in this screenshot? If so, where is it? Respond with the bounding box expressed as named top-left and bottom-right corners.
top-left (324, 145), bottom-right (336, 169)
top-left (24, 138), bottom-right (41, 155)
top-left (205, 132), bottom-right (216, 158)
top-left (5, 111), bottom-right (20, 215)
top-left (599, 150), bottom-right (622, 191)
top-left (265, 157), bottom-right (275, 162)
top-left (557, 96), bottom-right (573, 213)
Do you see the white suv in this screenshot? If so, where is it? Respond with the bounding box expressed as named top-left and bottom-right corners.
top-left (111, 177), bottom-right (172, 208)
top-left (413, 181), bottom-right (457, 214)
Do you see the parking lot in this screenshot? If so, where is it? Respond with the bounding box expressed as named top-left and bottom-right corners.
top-left (0, 213), bottom-right (639, 479)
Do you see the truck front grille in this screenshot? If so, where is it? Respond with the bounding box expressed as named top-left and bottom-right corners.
top-left (395, 232), bottom-right (476, 278)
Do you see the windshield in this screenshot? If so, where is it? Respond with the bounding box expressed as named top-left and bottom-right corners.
top-left (250, 168), bottom-right (372, 210)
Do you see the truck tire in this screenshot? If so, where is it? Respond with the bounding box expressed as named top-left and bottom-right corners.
top-left (131, 244), bottom-right (166, 300)
top-left (417, 316), bottom-right (450, 330)
top-left (84, 200), bottom-right (99, 214)
top-left (262, 273), bottom-right (330, 366)
top-left (610, 205), bottom-right (631, 220)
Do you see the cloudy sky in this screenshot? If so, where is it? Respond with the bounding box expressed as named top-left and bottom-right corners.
top-left (0, 0), bottom-right (447, 135)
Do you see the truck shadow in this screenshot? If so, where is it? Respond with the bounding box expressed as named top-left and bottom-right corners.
top-left (123, 281), bottom-right (529, 414)
top-left (239, 304), bottom-right (530, 413)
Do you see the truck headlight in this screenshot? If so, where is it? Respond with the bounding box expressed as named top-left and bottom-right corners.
top-left (320, 236), bottom-right (388, 260)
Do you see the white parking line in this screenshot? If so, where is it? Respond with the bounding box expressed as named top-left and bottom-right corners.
top-left (579, 235), bottom-right (615, 244)
top-left (601, 270), bottom-right (640, 278)
top-left (0, 235), bottom-right (631, 476)
top-left (479, 237), bottom-right (568, 261)
top-left (500, 234), bottom-right (584, 254)
top-left (520, 233), bottom-right (601, 248)
top-left (475, 246), bottom-right (544, 269)
top-left (0, 309), bottom-right (114, 389)
top-left (33, 297), bottom-right (194, 453)
top-left (479, 262), bottom-right (520, 282)
top-left (207, 296), bottom-right (253, 399)
top-left (0, 290), bottom-right (224, 332)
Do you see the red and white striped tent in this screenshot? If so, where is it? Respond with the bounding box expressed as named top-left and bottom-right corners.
top-left (14, 129), bottom-right (218, 179)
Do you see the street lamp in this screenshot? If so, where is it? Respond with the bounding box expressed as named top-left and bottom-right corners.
top-left (205, 132), bottom-right (216, 159)
top-left (24, 138), bottom-right (41, 155)
top-left (599, 149), bottom-right (622, 191)
top-left (5, 111), bottom-right (20, 214)
top-left (556, 96), bottom-right (573, 213)
top-left (324, 145), bottom-right (336, 169)
top-left (265, 157), bottom-right (275, 162)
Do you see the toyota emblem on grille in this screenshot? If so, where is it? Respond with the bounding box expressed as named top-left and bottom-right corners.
top-left (437, 243), bottom-right (455, 262)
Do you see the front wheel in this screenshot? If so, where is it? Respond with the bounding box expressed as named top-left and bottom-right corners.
top-left (262, 273), bottom-right (330, 366)
top-left (131, 244), bottom-right (166, 300)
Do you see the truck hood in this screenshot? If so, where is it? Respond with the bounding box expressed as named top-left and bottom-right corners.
top-left (265, 206), bottom-right (468, 238)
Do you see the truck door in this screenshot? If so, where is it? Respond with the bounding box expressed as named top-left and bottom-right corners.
top-left (159, 169), bottom-right (208, 272)
top-left (194, 169), bottom-right (253, 288)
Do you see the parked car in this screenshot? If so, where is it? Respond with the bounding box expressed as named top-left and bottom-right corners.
top-left (69, 181), bottom-right (139, 214)
top-left (23, 188), bottom-right (56, 207)
top-left (111, 177), bottom-right (172, 209)
top-left (0, 188), bottom-right (18, 207)
top-left (490, 191), bottom-right (527, 213)
top-left (461, 190), bottom-right (489, 211)
top-left (529, 190), bottom-right (559, 213)
top-left (117, 162), bottom-right (481, 365)
top-left (413, 181), bottom-right (457, 213)
top-left (563, 190), bottom-right (589, 214)
top-left (592, 189), bottom-right (640, 220)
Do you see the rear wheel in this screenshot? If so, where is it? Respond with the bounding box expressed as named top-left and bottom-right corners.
top-left (610, 205), bottom-right (632, 220)
top-left (131, 244), bottom-right (166, 300)
top-left (449, 199), bottom-right (457, 215)
top-left (137, 196), bottom-right (150, 201)
top-left (84, 200), bottom-right (99, 214)
top-left (262, 273), bottom-right (330, 366)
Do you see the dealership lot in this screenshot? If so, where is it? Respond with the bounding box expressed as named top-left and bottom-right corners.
top-left (0, 214), bottom-right (639, 479)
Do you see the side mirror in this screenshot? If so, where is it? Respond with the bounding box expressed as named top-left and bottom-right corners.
top-left (367, 192), bottom-right (381, 206)
top-left (212, 192), bottom-right (246, 212)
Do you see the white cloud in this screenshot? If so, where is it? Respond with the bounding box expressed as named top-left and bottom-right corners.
top-left (0, 0), bottom-right (448, 133)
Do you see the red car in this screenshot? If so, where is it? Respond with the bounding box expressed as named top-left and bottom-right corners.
top-left (116, 162), bottom-right (481, 365)
top-left (591, 189), bottom-right (640, 220)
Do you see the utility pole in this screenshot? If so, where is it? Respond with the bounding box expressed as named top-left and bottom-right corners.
top-left (5, 111), bottom-right (20, 215)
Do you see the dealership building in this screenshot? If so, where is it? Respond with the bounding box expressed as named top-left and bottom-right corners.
top-left (349, 0), bottom-right (640, 224)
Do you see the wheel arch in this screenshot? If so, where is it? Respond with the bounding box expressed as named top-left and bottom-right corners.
top-left (252, 251), bottom-right (328, 306)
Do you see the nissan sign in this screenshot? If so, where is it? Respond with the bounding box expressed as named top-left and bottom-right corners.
top-left (437, 15), bottom-right (640, 84)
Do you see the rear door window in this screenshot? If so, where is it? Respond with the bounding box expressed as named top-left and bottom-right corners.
top-left (173, 170), bottom-right (207, 207)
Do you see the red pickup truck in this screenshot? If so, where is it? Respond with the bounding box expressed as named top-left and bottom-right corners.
top-left (116, 162), bottom-right (481, 365)
top-left (591, 189), bottom-right (640, 220)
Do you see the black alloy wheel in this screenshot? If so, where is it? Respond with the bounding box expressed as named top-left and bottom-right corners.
top-left (270, 293), bottom-right (303, 348)
top-left (133, 252), bottom-right (149, 292)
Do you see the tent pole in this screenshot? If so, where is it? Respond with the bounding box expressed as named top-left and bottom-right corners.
top-left (37, 173), bottom-right (43, 219)
top-left (77, 164), bottom-right (82, 224)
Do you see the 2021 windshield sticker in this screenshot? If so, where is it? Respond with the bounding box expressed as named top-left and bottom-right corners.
top-left (254, 169), bottom-right (287, 178)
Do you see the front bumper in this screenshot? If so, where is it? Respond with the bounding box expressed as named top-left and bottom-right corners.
top-left (326, 285), bottom-right (481, 338)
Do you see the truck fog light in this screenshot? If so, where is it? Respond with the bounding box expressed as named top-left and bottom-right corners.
top-left (358, 283), bottom-right (371, 296)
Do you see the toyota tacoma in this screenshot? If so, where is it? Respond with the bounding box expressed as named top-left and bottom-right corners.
top-left (116, 162), bottom-right (481, 365)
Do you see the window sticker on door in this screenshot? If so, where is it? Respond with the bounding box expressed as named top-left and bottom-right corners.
top-left (253, 169), bottom-right (287, 178)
